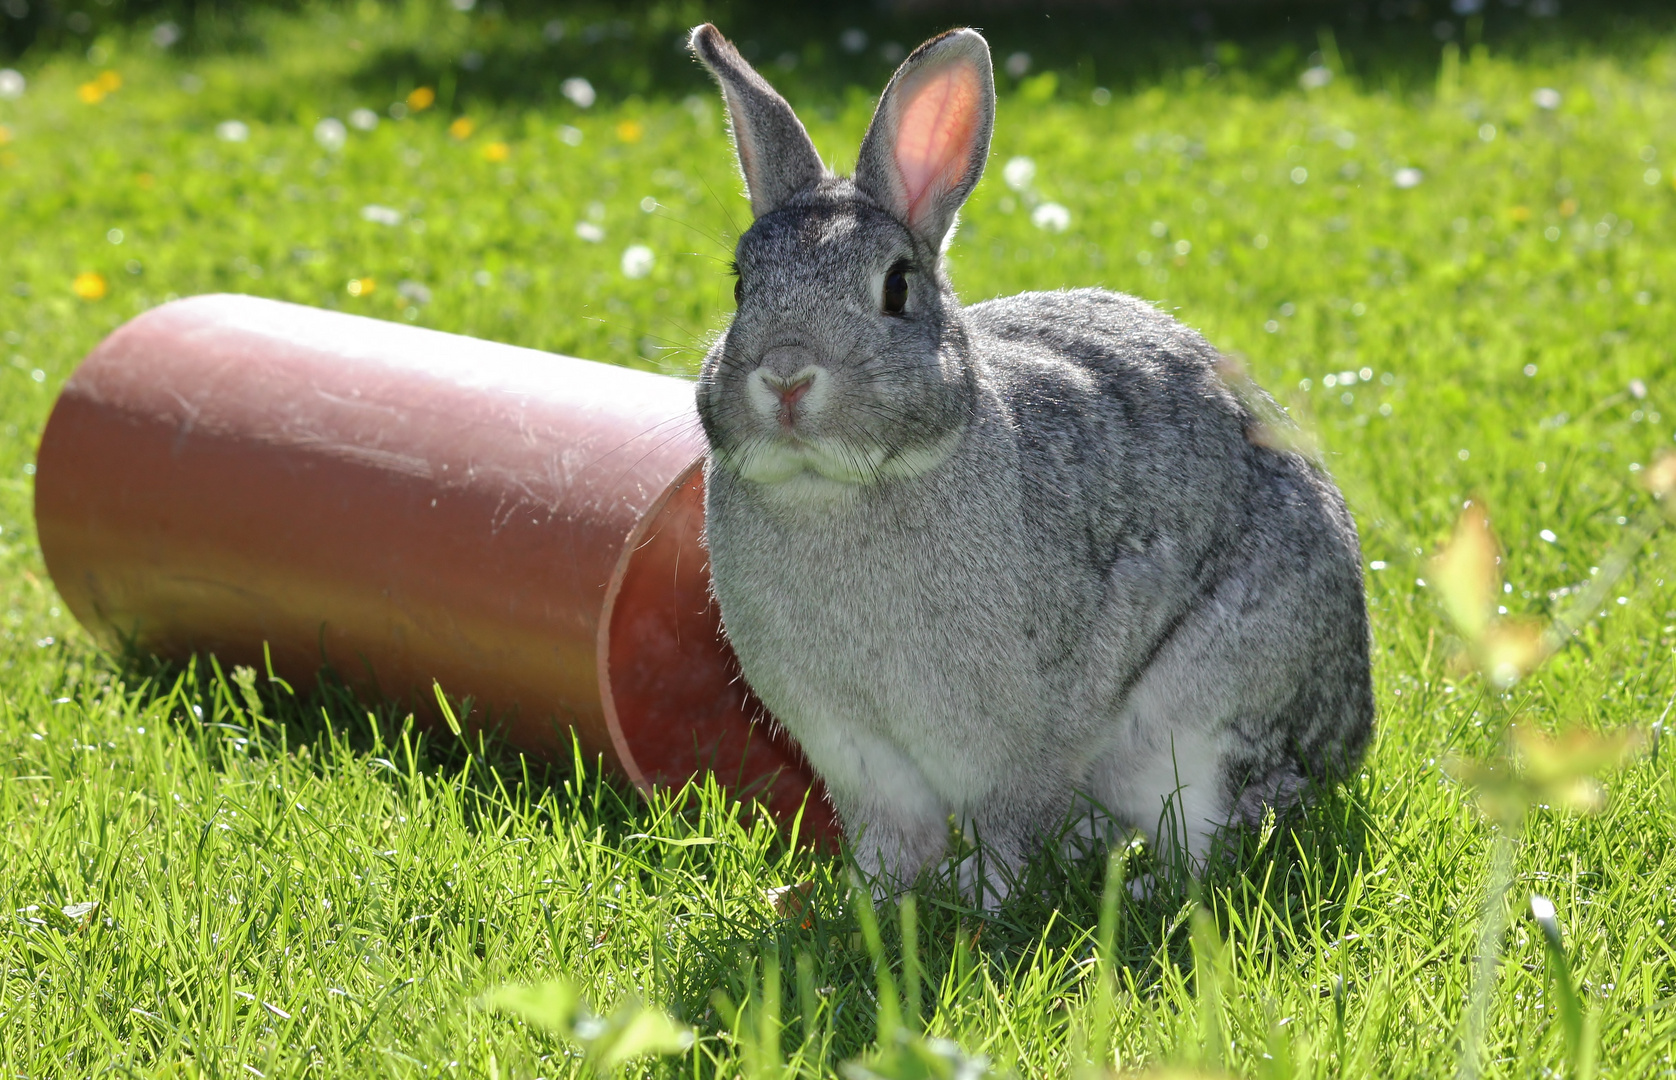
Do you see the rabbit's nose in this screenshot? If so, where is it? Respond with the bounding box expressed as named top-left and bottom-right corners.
top-left (759, 345), bottom-right (819, 380)
top-left (749, 364), bottom-right (826, 429)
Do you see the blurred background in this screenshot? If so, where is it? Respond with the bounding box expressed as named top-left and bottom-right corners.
top-left (4, 0), bottom-right (1673, 107)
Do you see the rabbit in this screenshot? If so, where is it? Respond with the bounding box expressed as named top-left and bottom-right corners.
top-left (687, 23), bottom-right (1374, 906)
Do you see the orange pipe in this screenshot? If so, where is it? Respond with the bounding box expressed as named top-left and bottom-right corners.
top-left (34, 294), bottom-right (837, 843)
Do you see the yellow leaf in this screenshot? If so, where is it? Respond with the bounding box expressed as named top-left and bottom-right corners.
top-left (1481, 618), bottom-right (1547, 688)
top-left (1640, 451), bottom-right (1676, 510)
top-left (1432, 502), bottom-right (1498, 644)
top-left (1450, 725), bottom-right (1643, 825)
top-left (1514, 726), bottom-right (1642, 810)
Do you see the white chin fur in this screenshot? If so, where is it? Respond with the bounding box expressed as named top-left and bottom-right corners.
top-left (719, 429), bottom-right (962, 495)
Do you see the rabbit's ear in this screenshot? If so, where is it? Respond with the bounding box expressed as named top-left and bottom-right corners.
top-left (690, 24), bottom-right (825, 218)
top-left (855, 28), bottom-right (994, 252)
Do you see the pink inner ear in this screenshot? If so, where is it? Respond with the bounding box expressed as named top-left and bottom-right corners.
top-left (892, 60), bottom-right (982, 228)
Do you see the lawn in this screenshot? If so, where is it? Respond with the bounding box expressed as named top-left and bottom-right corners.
top-left (3, 1), bottom-right (1676, 1077)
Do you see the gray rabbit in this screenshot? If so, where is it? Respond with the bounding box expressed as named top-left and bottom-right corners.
top-left (688, 23), bottom-right (1373, 905)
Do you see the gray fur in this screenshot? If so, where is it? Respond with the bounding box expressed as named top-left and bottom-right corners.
top-left (689, 25), bottom-right (1373, 905)
top-left (689, 24), bottom-right (826, 218)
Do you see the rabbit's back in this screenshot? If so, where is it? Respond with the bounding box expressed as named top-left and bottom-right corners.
top-left (965, 287), bottom-right (1372, 803)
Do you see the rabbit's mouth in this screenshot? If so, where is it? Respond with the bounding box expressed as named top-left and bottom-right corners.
top-left (715, 427), bottom-right (962, 493)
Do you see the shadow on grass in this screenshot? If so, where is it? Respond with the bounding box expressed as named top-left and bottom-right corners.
top-left (340, 0), bottom-right (1676, 115)
top-left (103, 641), bottom-right (1377, 1065)
top-left (9, 0), bottom-right (1676, 108)
top-left (661, 783), bottom-right (1377, 1060)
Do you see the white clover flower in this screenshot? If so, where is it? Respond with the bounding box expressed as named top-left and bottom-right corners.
top-left (575, 221), bottom-right (605, 243)
top-left (314, 117), bottom-right (348, 152)
top-left (621, 244), bottom-right (655, 279)
top-left (348, 108), bottom-right (380, 132)
top-left (561, 77), bottom-right (596, 109)
top-left (1299, 66), bottom-right (1333, 90)
top-left (1031, 202), bottom-right (1070, 232)
top-left (1002, 156), bottom-right (1036, 193)
top-left (1393, 167), bottom-right (1424, 189)
top-left (361, 204), bottom-right (403, 226)
top-left (215, 120), bottom-right (250, 143)
top-left (0, 69), bottom-right (22, 100)
top-left (1532, 87), bottom-right (1562, 110)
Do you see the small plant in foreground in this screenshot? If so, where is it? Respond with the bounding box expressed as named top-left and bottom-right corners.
top-left (1431, 497), bottom-right (1649, 1080)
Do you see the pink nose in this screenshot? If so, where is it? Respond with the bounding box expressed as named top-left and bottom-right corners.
top-left (762, 371), bottom-right (815, 427)
top-left (777, 379), bottom-right (812, 409)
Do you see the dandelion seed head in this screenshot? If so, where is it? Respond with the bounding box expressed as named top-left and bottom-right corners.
top-left (1002, 157), bottom-right (1036, 192)
top-left (621, 244), bottom-right (655, 279)
top-left (1031, 202), bottom-right (1070, 232)
top-left (361, 204), bottom-right (403, 226)
top-left (562, 77), bottom-right (596, 109)
top-left (1299, 66), bottom-right (1333, 90)
top-left (314, 118), bottom-right (348, 152)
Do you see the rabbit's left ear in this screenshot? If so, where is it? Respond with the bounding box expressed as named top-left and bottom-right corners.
top-left (690, 24), bottom-right (826, 218)
top-left (855, 29), bottom-right (994, 253)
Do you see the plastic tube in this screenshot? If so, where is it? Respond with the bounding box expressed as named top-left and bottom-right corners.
top-left (34, 294), bottom-right (836, 842)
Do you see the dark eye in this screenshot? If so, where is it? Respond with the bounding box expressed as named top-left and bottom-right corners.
top-left (734, 275), bottom-right (743, 305)
top-left (881, 262), bottom-right (909, 316)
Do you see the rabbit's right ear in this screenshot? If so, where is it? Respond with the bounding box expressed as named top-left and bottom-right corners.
top-left (854, 29), bottom-right (995, 253)
top-left (689, 24), bottom-right (825, 219)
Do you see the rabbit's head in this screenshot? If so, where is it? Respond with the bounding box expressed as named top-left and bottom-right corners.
top-left (690, 24), bottom-right (995, 500)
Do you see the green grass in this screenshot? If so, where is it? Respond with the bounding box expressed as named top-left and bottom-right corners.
top-left (4, 3), bottom-right (1676, 1077)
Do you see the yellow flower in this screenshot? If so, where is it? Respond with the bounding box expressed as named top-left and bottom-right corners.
top-left (136, 172), bottom-right (155, 189)
top-left (449, 116), bottom-right (475, 140)
top-left (72, 272), bottom-right (108, 300)
top-left (1508, 205), bottom-right (1531, 222)
top-left (0, 125), bottom-right (11, 145)
top-left (615, 119), bottom-right (643, 143)
top-left (482, 141), bottom-right (509, 162)
top-left (78, 70), bottom-right (122, 104)
top-left (1559, 197), bottom-right (1578, 218)
top-left (406, 86), bottom-right (435, 112)
top-left (346, 278), bottom-right (375, 297)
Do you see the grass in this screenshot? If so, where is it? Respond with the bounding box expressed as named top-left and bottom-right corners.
top-left (4, 2), bottom-right (1676, 1077)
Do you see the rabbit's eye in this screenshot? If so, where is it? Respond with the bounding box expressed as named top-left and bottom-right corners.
top-left (733, 275), bottom-right (743, 305)
top-left (881, 262), bottom-right (909, 316)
